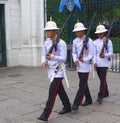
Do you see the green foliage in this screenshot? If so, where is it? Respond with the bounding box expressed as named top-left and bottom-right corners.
top-left (46, 0), bottom-right (120, 43)
top-left (111, 37), bottom-right (120, 53)
top-left (112, 8), bottom-right (120, 18)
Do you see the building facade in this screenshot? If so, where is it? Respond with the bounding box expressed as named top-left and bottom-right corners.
top-left (0, 0), bottom-right (44, 67)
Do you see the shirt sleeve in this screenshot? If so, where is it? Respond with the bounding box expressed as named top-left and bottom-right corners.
top-left (50, 40), bottom-right (67, 63)
top-left (105, 39), bottom-right (113, 58)
top-left (72, 40), bottom-right (79, 62)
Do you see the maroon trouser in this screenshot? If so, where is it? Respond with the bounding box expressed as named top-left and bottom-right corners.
top-left (73, 72), bottom-right (92, 106)
top-left (42, 78), bottom-right (71, 119)
top-left (96, 67), bottom-right (109, 99)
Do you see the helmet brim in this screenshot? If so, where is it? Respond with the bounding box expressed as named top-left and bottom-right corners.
top-left (95, 29), bottom-right (108, 34)
top-left (44, 28), bottom-right (59, 31)
top-left (72, 28), bottom-right (87, 32)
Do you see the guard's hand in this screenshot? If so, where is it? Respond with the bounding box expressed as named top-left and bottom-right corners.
top-left (84, 50), bottom-right (88, 55)
top-left (99, 53), bottom-right (105, 58)
top-left (75, 60), bottom-right (79, 67)
top-left (79, 57), bottom-right (83, 62)
top-left (46, 54), bottom-right (51, 60)
top-left (41, 62), bottom-right (46, 69)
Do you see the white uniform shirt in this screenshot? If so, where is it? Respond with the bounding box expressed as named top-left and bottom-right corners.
top-left (72, 35), bottom-right (94, 72)
top-left (41, 38), bottom-right (67, 79)
top-left (93, 37), bottom-right (113, 67)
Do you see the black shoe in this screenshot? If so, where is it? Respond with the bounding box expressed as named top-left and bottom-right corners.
top-left (71, 105), bottom-right (79, 111)
top-left (37, 114), bottom-right (48, 121)
top-left (82, 101), bottom-right (92, 106)
top-left (97, 98), bottom-right (102, 104)
top-left (58, 108), bottom-right (71, 114)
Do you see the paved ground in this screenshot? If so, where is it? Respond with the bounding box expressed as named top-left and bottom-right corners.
top-left (0, 66), bottom-right (120, 123)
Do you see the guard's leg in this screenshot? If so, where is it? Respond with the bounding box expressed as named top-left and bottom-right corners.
top-left (72, 72), bottom-right (89, 110)
top-left (58, 79), bottom-right (71, 114)
top-left (96, 67), bottom-right (108, 103)
top-left (37, 78), bottom-right (61, 121)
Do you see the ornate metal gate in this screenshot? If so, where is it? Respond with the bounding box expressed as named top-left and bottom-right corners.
top-left (45, 0), bottom-right (120, 72)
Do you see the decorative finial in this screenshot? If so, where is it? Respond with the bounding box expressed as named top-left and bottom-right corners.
top-left (50, 16), bottom-right (52, 21)
top-left (77, 19), bottom-right (79, 23)
top-left (99, 22), bottom-right (101, 25)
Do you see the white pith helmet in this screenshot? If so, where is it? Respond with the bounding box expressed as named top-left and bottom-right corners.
top-left (72, 22), bottom-right (87, 32)
top-left (95, 24), bottom-right (108, 34)
top-left (44, 17), bottom-right (59, 31)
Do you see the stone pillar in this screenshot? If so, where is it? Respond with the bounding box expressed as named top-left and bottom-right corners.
top-left (20, 0), bottom-right (44, 66)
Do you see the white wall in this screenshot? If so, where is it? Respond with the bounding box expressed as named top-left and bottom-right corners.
top-left (5, 0), bottom-right (21, 66)
top-left (0, 0), bottom-right (44, 67)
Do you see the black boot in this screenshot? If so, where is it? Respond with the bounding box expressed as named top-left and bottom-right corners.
top-left (58, 107), bottom-right (71, 114)
top-left (71, 105), bottom-right (79, 111)
top-left (37, 114), bottom-right (48, 121)
top-left (82, 101), bottom-right (92, 106)
top-left (97, 98), bottom-right (102, 104)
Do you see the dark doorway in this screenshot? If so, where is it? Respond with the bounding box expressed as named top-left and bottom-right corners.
top-left (0, 4), bottom-right (6, 67)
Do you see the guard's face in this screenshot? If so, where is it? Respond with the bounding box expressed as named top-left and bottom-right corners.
top-left (97, 32), bottom-right (105, 39)
top-left (46, 30), bottom-right (57, 39)
top-left (75, 30), bottom-right (84, 38)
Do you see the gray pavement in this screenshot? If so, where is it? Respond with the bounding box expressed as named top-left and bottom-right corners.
top-left (0, 66), bottom-right (120, 123)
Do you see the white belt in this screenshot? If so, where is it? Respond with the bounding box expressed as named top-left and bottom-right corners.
top-left (49, 64), bottom-right (59, 69)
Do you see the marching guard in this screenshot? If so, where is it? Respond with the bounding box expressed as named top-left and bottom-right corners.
top-left (93, 24), bottom-right (113, 104)
top-left (71, 22), bottom-right (94, 111)
top-left (37, 19), bottom-right (71, 121)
